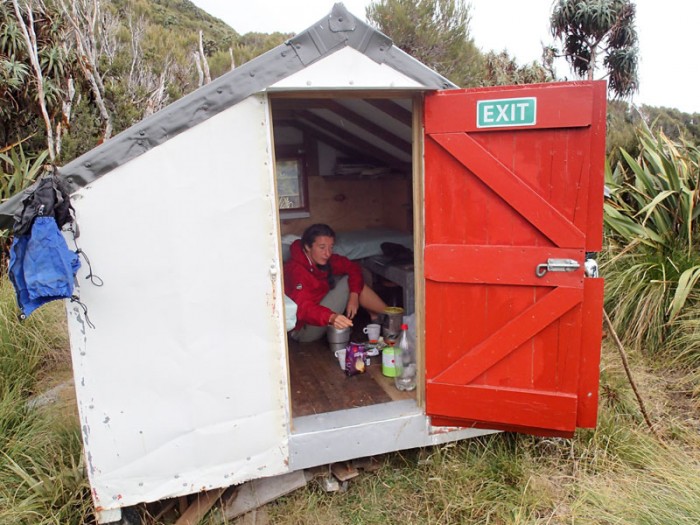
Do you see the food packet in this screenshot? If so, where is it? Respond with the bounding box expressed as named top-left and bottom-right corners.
top-left (345, 343), bottom-right (366, 376)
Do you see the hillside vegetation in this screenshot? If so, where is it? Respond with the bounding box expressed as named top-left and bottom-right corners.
top-left (1, 0), bottom-right (290, 166)
top-left (1, 0), bottom-right (698, 180)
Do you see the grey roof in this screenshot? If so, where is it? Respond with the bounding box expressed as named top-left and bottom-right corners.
top-left (0, 3), bottom-right (456, 228)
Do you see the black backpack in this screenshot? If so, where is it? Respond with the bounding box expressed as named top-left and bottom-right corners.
top-left (13, 172), bottom-right (75, 236)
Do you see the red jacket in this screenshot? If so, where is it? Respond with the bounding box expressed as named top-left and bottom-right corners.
top-left (284, 239), bottom-right (364, 330)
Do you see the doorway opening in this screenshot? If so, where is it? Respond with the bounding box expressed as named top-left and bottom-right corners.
top-left (270, 92), bottom-right (420, 420)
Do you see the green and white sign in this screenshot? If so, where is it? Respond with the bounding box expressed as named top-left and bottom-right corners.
top-left (477, 97), bottom-right (537, 128)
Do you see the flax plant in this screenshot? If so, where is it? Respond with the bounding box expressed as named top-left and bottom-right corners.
top-left (603, 129), bottom-right (700, 354)
top-left (0, 144), bottom-right (48, 250)
top-left (0, 143), bottom-right (47, 202)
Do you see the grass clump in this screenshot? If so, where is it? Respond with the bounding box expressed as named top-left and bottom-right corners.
top-left (0, 277), bottom-right (91, 525)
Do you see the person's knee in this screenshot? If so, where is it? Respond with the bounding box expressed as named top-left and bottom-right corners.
top-left (320, 276), bottom-right (349, 312)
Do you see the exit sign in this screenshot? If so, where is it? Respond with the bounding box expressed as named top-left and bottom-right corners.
top-left (477, 97), bottom-right (537, 128)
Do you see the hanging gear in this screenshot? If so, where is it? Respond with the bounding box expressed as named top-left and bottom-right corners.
top-left (9, 216), bottom-right (81, 318)
top-left (7, 170), bottom-right (99, 323)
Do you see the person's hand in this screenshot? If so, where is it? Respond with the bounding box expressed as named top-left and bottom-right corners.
top-left (332, 314), bottom-right (353, 329)
top-left (345, 292), bottom-right (359, 319)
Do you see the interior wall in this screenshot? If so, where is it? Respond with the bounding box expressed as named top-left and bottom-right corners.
top-left (381, 177), bottom-right (413, 233)
top-left (281, 175), bottom-right (380, 235)
top-left (280, 175), bottom-right (411, 236)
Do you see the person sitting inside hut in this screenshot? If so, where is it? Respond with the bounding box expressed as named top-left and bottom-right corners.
top-left (284, 223), bottom-right (387, 342)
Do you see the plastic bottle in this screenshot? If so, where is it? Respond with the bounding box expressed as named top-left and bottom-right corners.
top-left (394, 323), bottom-right (416, 391)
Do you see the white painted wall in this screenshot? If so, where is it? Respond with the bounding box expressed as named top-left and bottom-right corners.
top-left (66, 94), bottom-right (290, 510)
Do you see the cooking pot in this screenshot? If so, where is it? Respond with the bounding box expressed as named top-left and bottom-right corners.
top-left (327, 325), bottom-right (351, 345)
top-left (383, 306), bottom-right (404, 338)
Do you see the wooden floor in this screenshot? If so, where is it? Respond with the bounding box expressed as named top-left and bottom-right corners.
top-left (288, 336), bottom-right (415, 418)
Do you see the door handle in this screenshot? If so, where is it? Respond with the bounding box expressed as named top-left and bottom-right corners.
top-left (535, 258), bottom-right (581, 277)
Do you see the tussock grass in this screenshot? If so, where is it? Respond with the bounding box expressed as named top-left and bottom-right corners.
top-left (0, 277), bottom-right (91, 525)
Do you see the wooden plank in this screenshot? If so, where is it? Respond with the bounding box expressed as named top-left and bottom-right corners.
top-left (427, 383), bottom-right (578, 431)
top-left (178, 496), bottom-right (188, 516)
top-left (287, 339), bottom-right (401, 417)
top-left (365, 358), bottom-right (414, 401)
top-left (366, 98), bottom-right (413, 126)
top-left (412, 95), bottom-right (425, 409)
top-left (577, 278), bottom-right (604, 428)
top-left (557, 302), bottom-right (584, 394)
top-left (331, 462), bottom-right (360, 482)
top-left (432, 287), bottom-right (583, 385)
top-left (174, 488), bottom-right (225, 525)
top-left (237, 508), bottom-right (270, 525)
top-left (287, 341), bottom-right (329, 416)
top-left (430, 416), bottom-right (575, 438)
top-left (281, 119), bottom-right (380, 165)
top-left (222, 471), bottom-right (308, 520)
top-left (424, 83), bottom-right (594, 134)
top-left (586, 81), bottom-right (607, 251)
top-left (351, 456), bottom-right (382, 472)
top-left (424, 245), bottom-right (585, 287)
top-left (299, 110), bottom-right (409, 170)
top-left (318, 100), bottom-right (412, 152)
top-left (431, 133), bottom-right (585, 248)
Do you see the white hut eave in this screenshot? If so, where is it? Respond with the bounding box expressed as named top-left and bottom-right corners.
top-left (268, 47), bottom-right (424, 90)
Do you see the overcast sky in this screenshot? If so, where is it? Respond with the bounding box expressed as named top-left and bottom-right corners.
top-left (191, 0), bottom-right (700, 113)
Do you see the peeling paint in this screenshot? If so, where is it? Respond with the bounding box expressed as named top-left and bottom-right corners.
top-left (73, 306), bottom-right (86, 336)
top-left (87, 451), bottom-right (96, 475)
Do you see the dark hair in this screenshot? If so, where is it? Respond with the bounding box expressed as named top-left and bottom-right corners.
top-left (301, 223), bottom-right (336, 249)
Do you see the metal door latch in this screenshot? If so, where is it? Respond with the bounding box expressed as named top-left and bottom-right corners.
top-left (535, 258), bottom-right (581, 277)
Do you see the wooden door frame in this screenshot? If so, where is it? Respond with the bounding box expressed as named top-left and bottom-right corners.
top-left (412, 93), bottom-right (426, 409)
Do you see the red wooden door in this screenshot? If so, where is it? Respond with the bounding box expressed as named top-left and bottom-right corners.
top-left (424, 81), bottom-right (606, 437)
